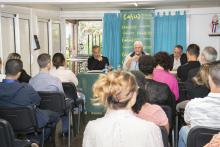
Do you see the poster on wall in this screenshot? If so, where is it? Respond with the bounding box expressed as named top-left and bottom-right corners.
top-left (209, 14), bottom-right (220, 35)
top-left (120, 9), bottom-right (153, 63)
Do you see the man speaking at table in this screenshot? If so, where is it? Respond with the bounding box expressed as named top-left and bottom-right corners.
top-left (123, 41), bottom-right (146, 71)
top-left (87, 45), bottom-right (109, 70)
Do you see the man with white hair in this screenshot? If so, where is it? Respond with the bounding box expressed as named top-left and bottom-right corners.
top-left (123, 41), bottom-right (146, 70)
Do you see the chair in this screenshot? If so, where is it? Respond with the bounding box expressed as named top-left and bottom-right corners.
top-left (0, 118), bottom-right (32, 147)
top-left (187, 126), bottom-right (220, 147)
top-left (62, 82), bottom-right (85, 134)
top-left (161, 105), bottom-right (175, 147)
top-left (38, 91), bottom-right (72, 147)
top-left (0, 106), bottom-right (44, 147)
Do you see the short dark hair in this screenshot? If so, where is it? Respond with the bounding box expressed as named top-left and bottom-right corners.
top-left (175, 45), bottom-right (183, 50)
top-left (187, 44), bottom-right (200, 57)
top-left (92, 45), bottom-right (100, 50)
top-left (154, 52), bottom-right (172, 71)
top-left (52, 53), bottom-right (65, 69)
top-left (5, 59), bottom-right (23, 76)
top-left (209, 60), bottom-right (220, 86)
top-left (139, 55), bottom-right (156, 75)
top-left (132, 88), bottom-right (149, 113)
top-left (37, 53), bottom-right (51, 68)
top-left (7, 53), bottom-right (21, 60)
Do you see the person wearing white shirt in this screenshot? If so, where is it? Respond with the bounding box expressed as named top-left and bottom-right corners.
top-left (50, 53), bottom-right (78, 86)
top-left (123, 41), bottom-right (147, 71)
top-left (178, 61), bottom-right (220, 147)
top-left (83, 70), bottom-right (163, 147)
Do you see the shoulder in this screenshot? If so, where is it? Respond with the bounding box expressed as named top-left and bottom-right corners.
top-left (19, 83), bottom-right (36, 92)
top-left (186, 97), bottom-right (204, 109)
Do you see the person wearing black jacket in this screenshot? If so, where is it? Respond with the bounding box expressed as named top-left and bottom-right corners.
top-left (131, 55), bottom-right (176, 114)
top-left (170, 45), bottom-right (187, 71)
top-left (7, 53), bottom-right (31, 83)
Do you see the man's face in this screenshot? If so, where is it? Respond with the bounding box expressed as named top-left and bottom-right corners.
top-left (92, 48), bottom-right (100, 58)
top-left (173, 47), bottom-right (182, 58)
top-left (134, 44), bottom-right (143, 56)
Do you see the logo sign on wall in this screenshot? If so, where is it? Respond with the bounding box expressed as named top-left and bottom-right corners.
top-left (120, 9), bottom-right (153, 63)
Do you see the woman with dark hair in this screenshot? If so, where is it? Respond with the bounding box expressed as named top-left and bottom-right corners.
top-left (50, 53), bottom-right (78, 86)
top-left (153, 52), bottom-right (179, 101)
top-left (132, 88), bottom-right (169, 133)
top-left (7, 53), bottom-right (31, 83)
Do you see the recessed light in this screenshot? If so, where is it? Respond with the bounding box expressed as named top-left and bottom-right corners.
top-left (134, 3), bottom-right (138, 7)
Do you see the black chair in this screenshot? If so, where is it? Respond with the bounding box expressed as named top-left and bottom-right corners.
top-left (187, 126), bottom-right (220, 147)
top-left (161, 105), bottom-right (175, 147)
top-left (38, 91), bottom-right (72, 147)
top-left (0, 106), bottom-right (44, 147)
top-left (0, 118), bottom-right (32, 147)
top-left (62, 82), bottom-right (85, 134)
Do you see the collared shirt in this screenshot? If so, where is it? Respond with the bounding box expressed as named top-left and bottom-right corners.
top-left (173, 58), bottom-right (181, 71)
top-left (50, 66), bottom-right (78, 86)
top-left (184, 93), bottom-right (220, 128)
top-left (83, 109), bottom-right (163, 147)
top-left (29, 71), bottom-right (64, 93)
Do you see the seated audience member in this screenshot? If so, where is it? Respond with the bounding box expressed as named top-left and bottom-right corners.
top-left (177, 44), bottom-right (200, 82)
top-left (188, 46), bottom-right (217, 80)
top-left (0, 57), bottom-right (5, 82)
top-left (204, 133), bottom-right (220, 147)
top-left (0, 59), bottom-right (59, 137)
top-left (29, 53), bottom-right (69, 135)
top-left (7, 53), bottom-right (31, 83)
top-left (50, 53), bottom-right (78, 86)
top-left (132, 88), bottom-right (169, 133)
top-left (87, 45), bottom-right (109, 70)
top-left (131, 55), bottom-right (176, 112)
top-left (185, 63), bottom-right (210, 100)
top-left (178, 61), bottom-right (220, 147)
top-left (170, 45), bottom-right (187, 71)
top-left (123, 41), bottom-right (146, 71)
top-left (153, 52), bottom-right (179, 101)
top-left (29, 53), bottom-right (64, 92)
top-left (83, 70), bottom-right (164, 147)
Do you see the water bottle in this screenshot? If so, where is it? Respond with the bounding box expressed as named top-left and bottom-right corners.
top-left (104, 64), bottom-right (108, 73)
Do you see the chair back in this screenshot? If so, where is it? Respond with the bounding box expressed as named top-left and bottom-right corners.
top-left (0, 106), bottom-right (37, 134)
top-left (0, 119), bottom-right (14, 147)
top-left (38, 91), bottom-right (66, 114)
top-left (187, 126), bottom-right (220, 147)
top-left (161, 105), bottom-right (173, 129)
top-left (62, 82), bottom-right (78, 102)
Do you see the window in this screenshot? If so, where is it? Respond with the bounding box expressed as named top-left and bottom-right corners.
top-left (78, 21), bottom-right (102, 55)
top-left (52, 22), bottom-right (61, 54)
top-left (38, 19), bottom-right (49, 54)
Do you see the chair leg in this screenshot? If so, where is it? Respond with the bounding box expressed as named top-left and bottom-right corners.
top-left (77, 105), bottom-right (81, 134)
top-left (41, 128), bottom-right (45, 147)
top-left (68, 110), bottom-right (72, 147)
top-left (175, 114), bottom-right (179, 147)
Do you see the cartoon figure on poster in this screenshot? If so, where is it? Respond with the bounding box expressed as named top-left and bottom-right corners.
top-left (211, 15), bottom-right (219, 33)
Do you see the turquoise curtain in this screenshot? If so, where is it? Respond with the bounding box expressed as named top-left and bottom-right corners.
top-left (103, 13), bottom-right (121, 68)
top-left (154, 11), bottom-right (186, 54)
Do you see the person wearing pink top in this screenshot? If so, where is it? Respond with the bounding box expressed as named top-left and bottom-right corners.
top-left (132, 88), bottom-right (169, 133)
top-left (153, 52), bottom-right (179, 101)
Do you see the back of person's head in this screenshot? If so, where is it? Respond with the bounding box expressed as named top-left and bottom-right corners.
top-left (193, 63), bottom-right (210, 88)
top-left (208, 61), bottom-right (220, 87)
top-left (132, 88), bottom-right (149, 113)
top-left (93, 70), bottom-right (138, 110)
top-left (154, 52), bottom-right (172, 71)
top-left (130, 70), bottom-right (146, 88)
top-left (200, 46), bottom-right (217, 64)
top-left (52, 53), bottom-right (65, 69)
top-left (5, 59), bottom-right (23, 76)
top-left (7, 53), bottom-right (21, 60)
top-left (186, 44), bottom-right (200, 58)
top-left (37, 53), bottom-right (51, 68)
top-left (139, 55), bottom-right (155, 75)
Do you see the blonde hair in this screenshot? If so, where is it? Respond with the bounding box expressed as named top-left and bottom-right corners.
top-left (193, 63), bottom-right (210, 88)
top-left (93, 70), bottom-right (138, 110)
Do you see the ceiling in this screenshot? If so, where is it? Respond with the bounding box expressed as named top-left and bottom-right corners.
top-left (4, 0), bottom-right (220, 11)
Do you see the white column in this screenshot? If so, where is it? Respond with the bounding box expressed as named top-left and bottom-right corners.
top-left (14, 14), bottom-right (20, 53)
top-left (0, 12), bottom-right (3, 73)
top-left (48, 19), bottom-right (52, 56)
